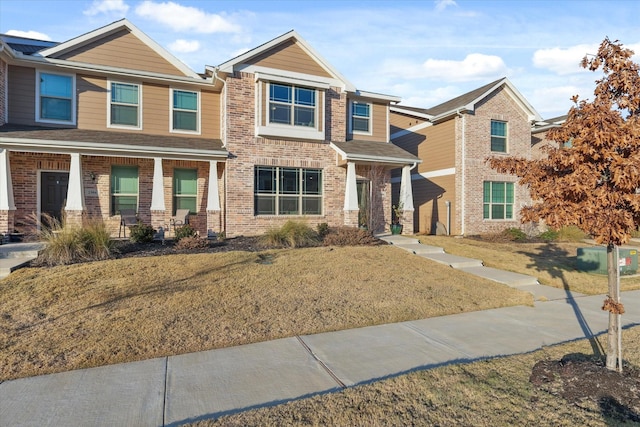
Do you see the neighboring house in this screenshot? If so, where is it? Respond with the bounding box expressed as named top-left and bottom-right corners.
top-left (531, 115), bottom-right (567, 160)
top-left (390, 78), bottom-right (543, 236)
top-left (0, 19), bottom-right (419, 239)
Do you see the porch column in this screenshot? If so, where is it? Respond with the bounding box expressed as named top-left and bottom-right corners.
top-left (0, 149), bottom-right (16, 235)
top-left (150, 157), bottom-right (166, 232)
top-left (206, 160), bottom-right (221, 237)
top-left (399, 164), bottom-right (415, 234)
top-left (65, 153), bottom-right (85, 226)
top-left (343, 161), bottom-right (359, 227)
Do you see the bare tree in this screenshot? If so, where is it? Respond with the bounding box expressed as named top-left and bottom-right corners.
top-left (488, 38), bottom-right (640, 371)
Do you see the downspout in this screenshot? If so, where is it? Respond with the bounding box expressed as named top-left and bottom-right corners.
top-left (211, 67), bottom-right (227, 234)
top-left (458, 109), bottom-right (466, 235)
top-left (211, 67), bottom-right (227, 147)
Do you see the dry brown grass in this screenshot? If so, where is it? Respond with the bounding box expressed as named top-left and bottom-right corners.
top-left (193, 326), bottom-right (640, 427)
top-left (419, 236), bottom-right (640, 295)
top-left (0, 245), bottom-right (532, 381)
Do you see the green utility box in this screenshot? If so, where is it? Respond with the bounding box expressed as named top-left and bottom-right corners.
top-left (577, 247), bottom-right (638, 275)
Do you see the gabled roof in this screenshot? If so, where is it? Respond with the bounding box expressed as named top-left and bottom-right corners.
top-left (216, 30), bottom-right (357, 92)
top-left (532, 115), bottom-right (567, 133)
top-left (38, 19), bottom-right (201, 79)
top-left (393, 77), bottom-right (543, 123)
top-left (331, 140), bottom-right (421, 166)
top-left (0, 34), bottom-right (58, 55)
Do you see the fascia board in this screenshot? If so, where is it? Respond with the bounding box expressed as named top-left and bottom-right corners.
top-left (39, 19), bottom-right (201, 79)
top-left (0, 137), bottom-right (228, 160)
top-left (350, 90), bottom-right (401, 103)
top-left (253, 68), bottom-right (332, 89)
top-left (390, 106), bottom-right (434, 120)
top-left (329, 142), bottom-right (422, 165)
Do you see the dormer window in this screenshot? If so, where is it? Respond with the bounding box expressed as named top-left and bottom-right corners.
top-left (351, 101), bottom-right (371, 134)
top-left (36, 71), bottom-right (76, 124)
top-left (269, 83), bottom-right (316, 127)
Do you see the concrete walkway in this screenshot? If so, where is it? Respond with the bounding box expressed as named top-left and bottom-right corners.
top-left (1, 235), bottom-right (638, 426)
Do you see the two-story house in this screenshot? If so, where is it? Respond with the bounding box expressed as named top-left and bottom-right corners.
top-left (390, 78), bottom-right (542, 236)
top-left (0, 19), bottom-right (419, 239)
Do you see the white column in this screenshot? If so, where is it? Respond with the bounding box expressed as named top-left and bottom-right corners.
top-left (207, 160), bottom-right (220, 211)
top-left (343, 161), bottom-right (359, 211)
top-left (65, 153), bottom-right (85, 211)
top-left (399, 165), bottom-right (415, 211)
top-left (0, 149), bottom-right (15, 210)
top-left (150, 157), bottom-right (166, 211)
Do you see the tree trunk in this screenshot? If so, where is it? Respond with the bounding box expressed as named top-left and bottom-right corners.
top-left (606, 244), bottom-right (621, 371)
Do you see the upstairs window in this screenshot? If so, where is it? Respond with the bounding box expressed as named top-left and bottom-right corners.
top-left (111, 166), bottom-right (139, 215)
top-left (254, 166), bottom-right (322, 216)
top-left (171, 89), bottom-right (199, 133)
top-left (483, 181), bottom-right (514, 220)
top-left (490, 120), bottom-right (507, 152)
top-left (109, 82), bottom-right (140, 128)
top-left (269, 83), bottom-right (316, 128)
top-left (37, 71), bottom-right (75, 124)
top-left (351, 102), bottom-right (371, 133)
top-left (173, 168), bottom-right (197, 214)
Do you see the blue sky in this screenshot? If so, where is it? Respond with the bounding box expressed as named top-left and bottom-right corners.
top-left (1, 0), bottom-right (639, 118)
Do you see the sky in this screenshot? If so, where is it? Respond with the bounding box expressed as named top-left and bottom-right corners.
top-left (1, 0), bottom-right (639, 119)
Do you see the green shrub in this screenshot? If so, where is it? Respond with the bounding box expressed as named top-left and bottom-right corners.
top-left (502, 227), bottom-right (527, 242)
top-left (316, 222), bottom-right (329, 238)
top-left (175, 236), bottom-right (209, 250)
top-left (322, 227), bottom-right (380, 246)
top-left (129, 222), bottom-right (155, 243)
top-left (261, 220), bottom-right (319, 248)
top-left (538, 229), bottom-right (559, 242)
top-left (174, 224), bottom-right (197, 242)
top-left (81, 218), bottom-right (115, 260)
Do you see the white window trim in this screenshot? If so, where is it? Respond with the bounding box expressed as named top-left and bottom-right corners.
top-left (349, 100), bottom-right (372, 136)
top-left (35, 70), bottom-right (76, 125)
top-left (170, 88), bottom-right (201, 135)
top-left (483, 181), bottom-right (515, 221)
top-left (254, 166), bottom-right (324, 216)
top-left (257, 81), bottom-right (324, 140)
top-left (490, 120), bottom-right (508, 153)
top-left (107, 80), bottom-right (142, 130)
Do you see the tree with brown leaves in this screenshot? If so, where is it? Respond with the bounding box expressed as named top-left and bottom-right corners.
top-left (488, 38), bottom-right (640, 372)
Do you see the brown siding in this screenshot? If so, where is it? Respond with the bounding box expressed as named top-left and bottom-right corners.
top-left (8, 65), bottom-right (36, 125)
top-left (55, 30), bottom-right (186, 76)
top-left (370, 102), bottom-right (388, 142)
top-left (247, 40), bottom-right (332, 77)
top-left (390, 111), bottom-right (427, 135)
top-left (201, 89), bottom-right (220, 138)
top-left (392, 116), bottom-right (455, 173)
top-left (412, 174), bottom-right (457, 235)
top-left (77, 74), bottom-right (108, 129)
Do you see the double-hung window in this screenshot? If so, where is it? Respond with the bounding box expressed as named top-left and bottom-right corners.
top-left (171, 89), bottom-right (199, 133)
top-left (490, 120), bottom-right (507, 152)
top-left (255, 166), bottom-right (322, 215)
top-left (173, 168), bottom-right (197, 214)
top-left (483, 181), bottom-right (514, 220)
top-left (111, 166), bottom-right (139, 215)
top-left (37, 71), bottom-right (75, 124)
top-left (351, 101), bottom-right (371, 133)
top-left (109, 82), bottom-right (140, 128)
top-left (269, 83), bottom-right (316, 128)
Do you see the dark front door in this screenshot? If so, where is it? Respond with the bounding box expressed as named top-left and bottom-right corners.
top-left (41, 172), bottom-right (69, 226)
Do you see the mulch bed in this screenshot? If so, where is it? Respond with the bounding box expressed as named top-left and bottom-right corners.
top-left (113, 236), bottom-right (266, 258)
top-left (530, 353), bottom-right (640, 422)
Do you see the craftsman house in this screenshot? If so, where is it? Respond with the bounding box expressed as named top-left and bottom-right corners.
top-left (0, 19), bottom-right (419, 239)
top-left (390, 78), bottom-right (542, 236)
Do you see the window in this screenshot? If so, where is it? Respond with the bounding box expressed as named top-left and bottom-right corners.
top-left (490, 120), bottom-right (507, 152)
top-left (111, 166), bottom-right (139, 215)
top-left (37, 71), bottom-right (75, 123)
top-left (171, 89), bottom-right (199, 132)
top-left (254, 166), bottom-right (322, 215)
top-left (483, 181), bottom-right (514, 220)
top-left (351, 102), bottom-right (371, 133)
top-left (269, 83), bottom-right (316, 128)
top-left (109, 82), bottom-right (140, 128)
top-left (173, 168), bottom-right (197, 215)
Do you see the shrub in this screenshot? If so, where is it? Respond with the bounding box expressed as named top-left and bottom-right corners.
top-left (316, 222), bottom-right (329, 238)
top-left (538, 229), bottom-right (559, 242)
top-left (81, 218), bottom-right (115, 260)
top-left (175, 236), bottom-right (209, 250)
top-left (174, 224), bottom-right (197, 242)
top-left (502, 227), bottom-right (527, 242)
top-left (129, 222), bottom-right (155, 243)
top-left (556, 225), bottom-right (588, 242)
top-left (322, 227), bottom-right (380, 246)
top-left (261, 220), bottom-right (319, 248)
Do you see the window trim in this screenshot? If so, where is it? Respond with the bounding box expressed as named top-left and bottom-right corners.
top-left (254, 166), bottom-right (323, 216)
top-left (350, 100), bottom-right (372, 135)
top-left (35, 70), bottom-right (76, 125)
top-left (170, 88), bottom-right (201, 135)
top-left (483, 181), bottom-right (514, 220)
top-left (111, 165), bottom-right (139, 216)
top-left (107, 80), bottom-right (142, 130)
top-left (173, 168), bottom-right (198, 215)
top-left (490, 120), bottom-right (508, 153)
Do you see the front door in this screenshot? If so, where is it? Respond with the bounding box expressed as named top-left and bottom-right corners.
top-left (41, 172), bottom-right (69, 226)
top-left (357, 180), bottom-right (370, 229)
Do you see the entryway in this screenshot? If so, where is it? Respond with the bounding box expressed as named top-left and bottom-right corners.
top-left (40, 171), bottom-right (69, 226)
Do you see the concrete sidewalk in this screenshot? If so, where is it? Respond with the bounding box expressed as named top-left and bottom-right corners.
top-left (2, 236), bottom-right (639, 426)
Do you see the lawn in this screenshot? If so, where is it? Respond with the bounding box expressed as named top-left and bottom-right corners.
top-left (0, 243), bottom-right (532, 381)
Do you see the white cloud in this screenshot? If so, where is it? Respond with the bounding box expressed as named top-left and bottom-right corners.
top-left (135, 1), bottom-right (240, 33)
top-left (529, 85), bottom-right (582, 118)
top-left (5, 30), bottom-right (51, 41)
top-left (168, 39), bottom-right (200, 53)
top-left (421, 53), bottom-right (508, 82)
top-left (83, 0), bottom-right (129, 16)
top-left (532, 44), bottom-right (598, 75)
top-left (435, 0), bottom-right (457, 12)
